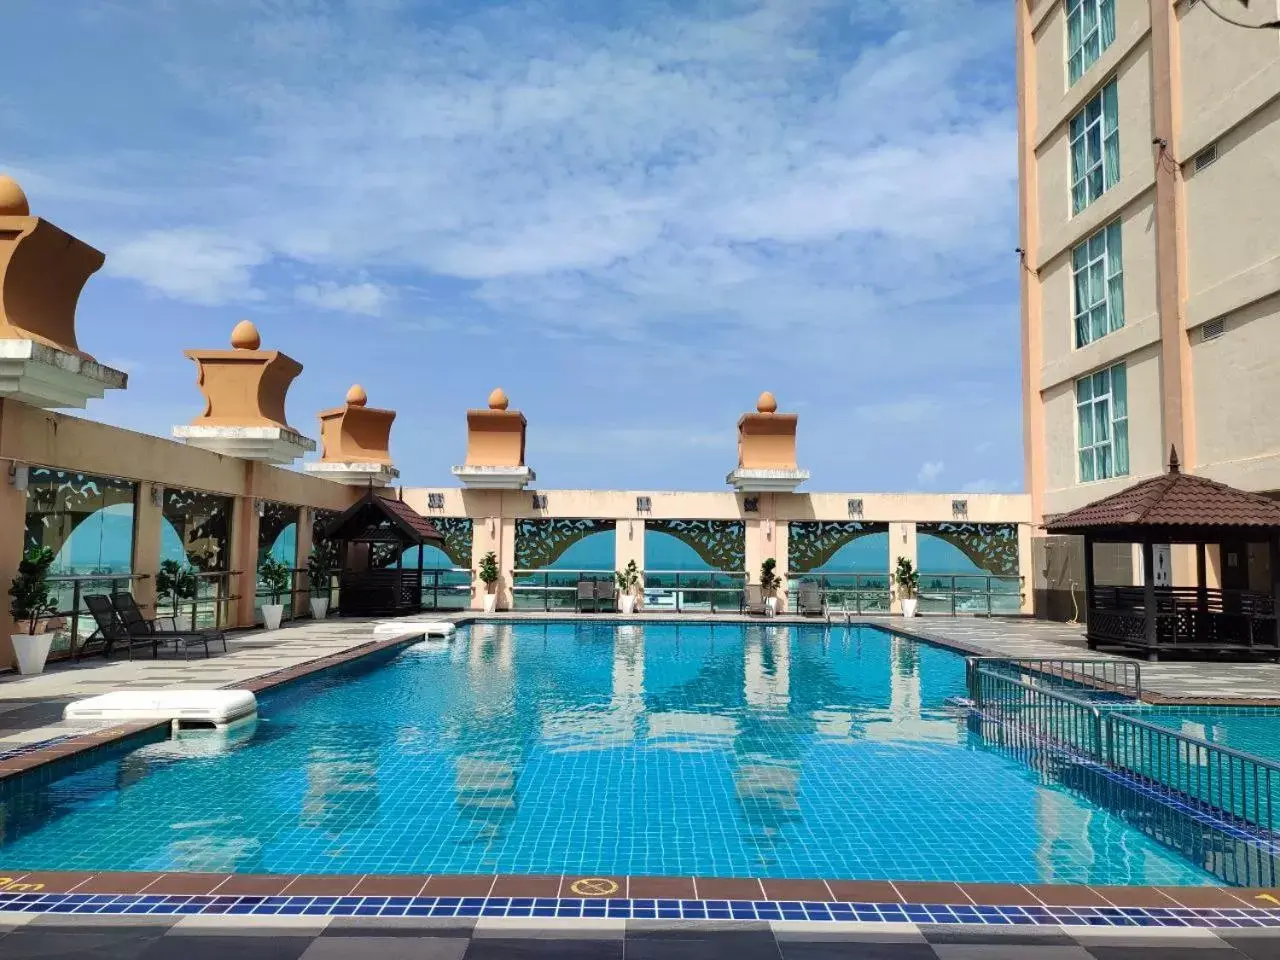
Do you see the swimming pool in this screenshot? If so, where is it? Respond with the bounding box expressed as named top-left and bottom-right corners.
top-left (0, 622), bottom-right (1219, 884)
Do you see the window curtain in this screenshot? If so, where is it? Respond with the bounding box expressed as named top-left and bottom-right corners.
top-left (1102, 82), bottom-right (1120, 189)
top-left (1067, 1), bottom-right (1084, 83)
top-left (1070, 114), bottom-right (1088, 214)
top-left (1106, 221), bottom-right (1124, 332)
top-left (1099, 0), bottom-right (1116, 51)
top-left (1073, 243), bottom-right (1090, 346)
top-left (1111, 363), bottom-right (1129, 477)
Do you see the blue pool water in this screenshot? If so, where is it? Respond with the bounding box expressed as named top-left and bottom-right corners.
top-left (0, 622), bottom-right (1216, 884)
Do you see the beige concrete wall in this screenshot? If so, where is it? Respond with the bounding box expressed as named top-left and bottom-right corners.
top-left (1184, 97), bottom-right (1280, 304)
top-left (1038, 197), bottom-right (1159, 382)
top-left (1034, 40), bottom-right (1154, 257)
top-left (1042, 342), bottom-right (1163, 516)
top-left (1031, 1), bottom-right (1066, 127)
top-left (1178, 0), bottom-right (1280, 157)
top-left (0, 398), bottom-right (361, 664)
top-left (1192, 291), bottom-right (1280, 490)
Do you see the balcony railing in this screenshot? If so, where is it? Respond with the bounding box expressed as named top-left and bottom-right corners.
top-left (510, 570), bottom-right (748, 613)
top-left (918, 574), bottom-right (1024, 616)
top-left (787, 574), bottom-right (890, 614)
top-left (42, 573), bottom-right (150, 662)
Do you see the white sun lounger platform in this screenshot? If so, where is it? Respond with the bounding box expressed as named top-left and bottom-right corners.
top-left (373, 620), bottom-right (457, 639)
top-left (63, 690), bottom-right (257, 730)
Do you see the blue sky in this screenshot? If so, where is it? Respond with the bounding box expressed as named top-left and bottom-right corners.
top-left (2, 0), bottom-right (1020, 493)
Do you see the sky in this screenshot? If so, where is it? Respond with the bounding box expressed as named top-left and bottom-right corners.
top-left (1, 0), bottom-right (1021, 494)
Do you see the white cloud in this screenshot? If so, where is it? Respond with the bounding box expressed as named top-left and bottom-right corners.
top-left (106, 228), bottom-right (266, 305)
top-left (295, 281), bottom-right (389, 316)
top-left (916, 461), bottom-right (945, 486)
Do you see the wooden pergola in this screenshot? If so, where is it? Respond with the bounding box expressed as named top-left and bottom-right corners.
top-left (321, 489), bottom-right (445, 617)
top-left (1046, 449), bottom-right (1280, 661)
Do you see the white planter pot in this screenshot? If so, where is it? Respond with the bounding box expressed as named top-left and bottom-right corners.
top-left (901, 598), bottom-right (918, 618)
top-left (261, 604), bottom-right (284, 631)
top-left (764, 596), bottom-right (779, 617)
top-left (12, 634), bottom-right (53, 675)
top-left (482, 592), bottom-right (497, 613)
top-left (619, 594), bottom-right (636, 615)
top-left (310, 598), bottom-right (329, 620)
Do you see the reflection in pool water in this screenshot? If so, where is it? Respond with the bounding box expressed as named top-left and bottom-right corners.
top-left (0, 622), bottom-right (1216, 884)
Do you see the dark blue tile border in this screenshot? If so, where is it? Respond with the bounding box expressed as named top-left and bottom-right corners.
top-left (1, 892), bottom-right (1278, 927)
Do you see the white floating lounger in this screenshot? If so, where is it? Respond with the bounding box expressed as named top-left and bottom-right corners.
top-left (373, 620), bottom-right (457, 639)
top-left (63, 690), bottom-right (257, 730)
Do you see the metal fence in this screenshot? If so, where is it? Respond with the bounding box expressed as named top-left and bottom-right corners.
top-left (43, 573), bottom-right (150, 661)
top-left (1107, 711), bottom-right (1278, 835)
top-left (511, 570), bottom-right (748, 612)
top-left (965, 656), bottom-right (1142, 700)
top-left (918, 574), bottom-right (1024, 615)
top-left (787, 574), bottom-right (891, 614)
top-left (970, 664), bottom-right (1280, 836)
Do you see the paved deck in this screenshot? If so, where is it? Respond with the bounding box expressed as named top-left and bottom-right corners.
top-left (0, 618), bottom-right (396, 753)
top-left (1, 911), bottom-right (1275, 958)
top-left (892, 616), bottom-right (1280, 704)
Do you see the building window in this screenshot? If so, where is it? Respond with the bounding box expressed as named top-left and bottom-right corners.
top-left (1067, 0), bottom-right (1116, 85)
top-left (1073, 220), bottom-right (1124, 347)
top-left (1076, 362), bottom-right (1129, 482)
top-left (1069, 79), bottom-right (1119, 215)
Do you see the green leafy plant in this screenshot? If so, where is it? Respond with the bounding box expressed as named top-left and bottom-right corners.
top-left (615, 559), bottom-right (642, 594)
top-left (307, 543), bottom-right (335, 598)
top-left (759, 557), bottom-right (781, 596)
top-left (478, 551), bottom-right (500, 591)
top-left (9, 547), bottom-right (57, 635)
top-left (258, 555), bottom-right (292, 606)
top-left (894, 556), bottom-right (920, 600)
top-left (156, 558), bottom-right (198, 617)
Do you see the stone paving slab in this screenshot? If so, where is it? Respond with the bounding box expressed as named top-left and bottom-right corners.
top-left (884, 617), bottom-right (1280, 704)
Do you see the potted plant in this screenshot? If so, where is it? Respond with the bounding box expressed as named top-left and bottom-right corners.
top-left (307, 543), bottom-right (333, 620)
top-left (156, 558), bottom-right (198, 631)
top-left (258, 555), bottom-right (292, 630)
top-left (895, 556), bottom-right (920, 618)
top-left (760, 557), bottom-right (781, 616)
top-left (8, 547), bottom-right (57, 675)
top-left (615, 560), bottom-right (642, 615)
top-left (478, 550), bottom-right (500, 613)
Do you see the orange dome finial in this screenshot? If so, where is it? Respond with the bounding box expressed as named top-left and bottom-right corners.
top-left (756, 391), bottom-right (778, 414)
top-left (488, 387), bottom-right (509, 411)
top-left (346, 384), bottom-right (368, 407)
top-left (0, 175), bottom-right (30, 217)
top-left (230, 319), bottom-right (261, 350)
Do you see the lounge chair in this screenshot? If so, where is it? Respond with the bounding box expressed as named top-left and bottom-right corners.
top-left (743, 583), bottom-right (766, 616)
top-left (576, 578), bottom-right (597, 613)
top-left (82, 594), bottom-right (156, 660)
top-left (596, 579), bottom-right (617, 613)
top-left (797, 581), bottom-right (827, 618)
top-left (110, 592), bottom-right (227, 659)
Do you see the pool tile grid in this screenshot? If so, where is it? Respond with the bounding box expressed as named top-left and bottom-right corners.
top-left (7, 888), bottom-right (1280, 929)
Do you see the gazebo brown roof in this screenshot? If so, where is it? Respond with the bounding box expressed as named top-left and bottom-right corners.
top-left (322, 488), bottom-right (444, 546)
top-left (1045, 449), bottom-right (1280, 538)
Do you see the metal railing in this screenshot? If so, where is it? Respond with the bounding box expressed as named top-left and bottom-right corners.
top-left (511, 570), bottom-right (748, 613)
top-left (642, 571), bottom-right (746, 613)
top-left (970, 665), bottom-right (1280, 835)
top-left (417, 568), bottom-right (473, 611)
top-left (159, 570), bottom-right (241, 632)
top-left (917, 574), bottom-right (1025, 616)
top-left (970, 667), bottom-right (1105, 757)
top-left (42, 573), bottom-right (150, 662)
top-left (1107, 711), bottom-right (1278, 834)
top-left (787, 574), bottom-right (891, 614)
top-left (966, 656), bottom-right (1142, 700)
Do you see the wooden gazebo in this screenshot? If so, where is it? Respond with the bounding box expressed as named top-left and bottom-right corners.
top-left (1046, 450), bottom-right (1280, 661)
top-left (322, 489), bottom-right (445, 617)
